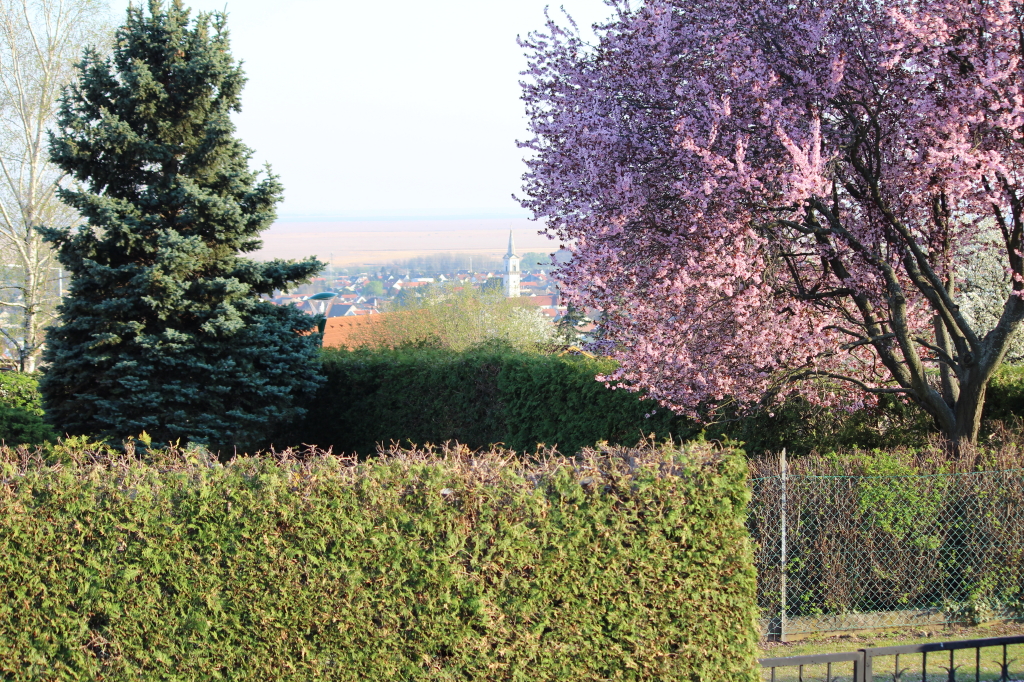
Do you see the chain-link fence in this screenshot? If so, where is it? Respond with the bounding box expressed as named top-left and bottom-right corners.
top-left (748, 456), bottom-right (1024, 639)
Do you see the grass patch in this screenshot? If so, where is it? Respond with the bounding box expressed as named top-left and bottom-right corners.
top-left (758, 622), bottom-right (1024, 681)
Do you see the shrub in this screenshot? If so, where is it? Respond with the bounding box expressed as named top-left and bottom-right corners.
top-left (712, 393), bottom-right (933, 456)
top-left (0, 405), bottom-right (56, 445)
top-left (747, 446), bottom-right (1024, 625)
top-left (284, 344), bottom-right (936, 457)
top-left (367, 284), bottom-right (554, 351)
top-left (0, 440), bottom-right (759, 681)
top-left (984, 364), bottom-right (1024, 424)
top-left (284, 345), bottom-right (697, 456)
top-left (0, 371), bottom-right (44, 413)
top-left (0, 372), bottom-right (55, 445)
top-left (496, 349), bottom-right (694, 452)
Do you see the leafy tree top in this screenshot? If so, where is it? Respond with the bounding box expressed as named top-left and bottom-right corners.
top-left (519, 0), bottom-right (1024, 448)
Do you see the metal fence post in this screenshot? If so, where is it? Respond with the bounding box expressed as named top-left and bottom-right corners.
top-left (780, 447), bottom-right (787, 643)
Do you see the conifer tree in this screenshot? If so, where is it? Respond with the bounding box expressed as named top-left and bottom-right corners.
top-left (39, 0), bottom-right (323, 450)
top-left (555, 302), bottom-right (587, 346)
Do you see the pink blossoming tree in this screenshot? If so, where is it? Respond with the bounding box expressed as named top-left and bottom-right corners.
top-left (519, 0), bottom-right (1024, 450)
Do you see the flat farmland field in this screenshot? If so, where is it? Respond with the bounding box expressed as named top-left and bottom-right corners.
top-left (251, 218), bottom-right (561, 267)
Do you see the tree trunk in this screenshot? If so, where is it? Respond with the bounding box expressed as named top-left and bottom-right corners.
top-left (949, 369), bottom-right (988, 460)
top-left (21, 258), bottom-right (36, 372)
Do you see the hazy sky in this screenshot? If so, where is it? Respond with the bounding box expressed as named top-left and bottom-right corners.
top-left (109, 0), bottom-right (613, 221)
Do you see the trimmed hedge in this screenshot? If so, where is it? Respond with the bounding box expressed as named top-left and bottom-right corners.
top-left (0, 441), bottom-right (758, 681)
top-left (283, 345), bottom-right (937, 457)
top-left (285, 345), bottom-right (698, 456)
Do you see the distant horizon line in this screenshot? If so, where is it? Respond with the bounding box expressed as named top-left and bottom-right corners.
top-left (274, 211), bottom-right (536, 223)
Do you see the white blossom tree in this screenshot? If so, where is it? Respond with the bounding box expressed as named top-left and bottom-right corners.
top-left (0, 0), bottom-right (109, 371)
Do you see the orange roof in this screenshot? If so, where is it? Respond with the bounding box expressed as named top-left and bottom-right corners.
top-left (319, 310), bottom-right (428, 349)
top-left (522, 294), bottom-right (558, 307)
top-left (321, 314), bottom-right (390, 349)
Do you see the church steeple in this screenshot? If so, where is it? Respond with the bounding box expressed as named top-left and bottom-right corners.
top-left (502, 229), bottom-right (521, 297)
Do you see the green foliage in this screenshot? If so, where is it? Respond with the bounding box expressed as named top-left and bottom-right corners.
top-left (0, 441), bottom-right (759, 681)
top-left (748, 449), bottom-right (1024, 621)
top-left (284, 344), bottom-right (939, 457)
top-left (708, 393), bottom-right (934, 457)
top-left (984, 364), bottom-right (1024, 423)
top-left (376, 284), bottom-right (553, 352)
top-left (0, 371), bottom-right (44, 413)
top-left (855, 450), bottom-right (947, 541)
top-left (292, 345), bottom-right (509, 454)
top-left (284, 345), bottom-right (697, 456)
top-left (0, 406), bottom-right (56, 445)
top-left (39, 2), bottom-right (322, 452)
top-left (360, 279), bottom-right (385, 297)
top-left (553, 302), bottom-right (587, 345)
top-left (497, 350), bottom-right (693, 453)
top-left (0, 373), bottom-right (55, 445)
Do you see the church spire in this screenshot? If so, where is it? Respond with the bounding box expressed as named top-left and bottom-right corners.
top-left (503, 229), bottom-right (521, 297)
top-left (506, 229), bottom-right (518, 258)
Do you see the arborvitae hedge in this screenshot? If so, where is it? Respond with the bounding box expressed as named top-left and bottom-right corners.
top-left (285, 345), bottom-right (697, 456)
top-left (282, 345), bottom-right (938, 457)
top-left (0, 440), bottom-right (758, 681)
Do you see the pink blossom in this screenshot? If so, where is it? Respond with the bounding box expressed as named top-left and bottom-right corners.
top-left (518, 0), bottom-right (1024, 446)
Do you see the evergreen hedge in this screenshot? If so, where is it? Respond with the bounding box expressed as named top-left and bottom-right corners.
top-left (0, 440), bottom-right (759, 681)
top-left (285, 345), bottom-right (697, 456)
top-left (283, 345), bottom-right (935, 457)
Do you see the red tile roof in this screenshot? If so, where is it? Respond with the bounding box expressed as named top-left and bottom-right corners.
top-left (521, 294), bottom-right (558, 307)
top-left (321, 315), bottom-right (389, 349)
top-left (319, 311), bottom-right (421, 349)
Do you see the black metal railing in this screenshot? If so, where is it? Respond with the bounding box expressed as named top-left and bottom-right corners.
top-left (759, 635), bottom-right (1024, 681)
top-left (760, 651), bottom-right (863, 682)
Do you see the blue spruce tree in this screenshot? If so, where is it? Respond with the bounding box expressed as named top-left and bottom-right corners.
top-left (40, 1), bottom-right (323, 451)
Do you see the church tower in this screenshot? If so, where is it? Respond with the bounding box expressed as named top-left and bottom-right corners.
top-left (502, 230), bottom-right (521, 298)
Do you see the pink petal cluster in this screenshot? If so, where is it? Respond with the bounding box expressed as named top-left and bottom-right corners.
top-left (519, 0), bottom-right (1024, 434)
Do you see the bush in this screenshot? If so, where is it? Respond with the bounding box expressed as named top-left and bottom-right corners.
top-left (0, 440), bottom-right (759, 681)
top-left (283, 344), bottom-right (938, 457)
top-left (0, 371), bottom-right (44, 412)
top-left (0, 405), bottom-right (56, 445)
top-left (984, 364), bottom-right (1024, 424)
top-left (369, 284), bottom-right (555, 351)
top-left (284, 345), bottom-right (697, 456)
top-left (712, 393), bottom-right (933, 456)
top-left (496, 349), bottom-right (696, 452)
top-left (747, 446), bottom-right (1024, 627)
top-left (0, 372), bottom-right (55, 445)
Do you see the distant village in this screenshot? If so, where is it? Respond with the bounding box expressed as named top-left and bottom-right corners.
top-left (263, 234), bottom-right (594, 347)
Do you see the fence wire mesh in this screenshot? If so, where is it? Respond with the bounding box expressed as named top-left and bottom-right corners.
top-left (748, 463), bottom-right (1024, 638)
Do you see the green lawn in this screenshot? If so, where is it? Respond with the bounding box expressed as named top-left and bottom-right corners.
top-left (758, 622), bottom-right (1024, 681)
